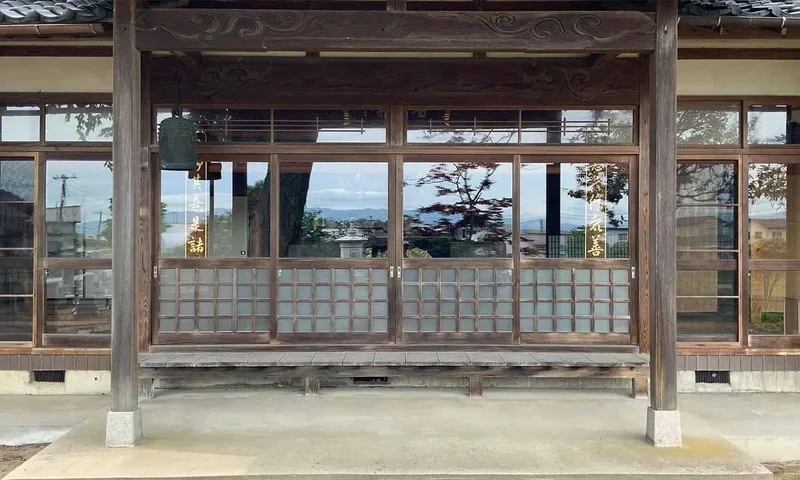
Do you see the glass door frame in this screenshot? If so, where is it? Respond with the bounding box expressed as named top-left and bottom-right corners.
top-left (517, 154), bottom-right (637, 345)
top-left (397, 154), bottom-right (515, 344)
top-left (0, 152), bottom-right (38, 347)
top-left (274, 153), bottom-right (395, 344)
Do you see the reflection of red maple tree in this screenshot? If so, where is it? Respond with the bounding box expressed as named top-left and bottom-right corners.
top-left (415, 162), bottom-right (511, 242)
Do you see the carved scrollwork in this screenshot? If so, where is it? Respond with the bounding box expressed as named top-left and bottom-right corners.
top-left (522, 64), bottom-right (637, 103)
top-left (136, 9), bottom-right (655, 52)
top-left (137, 11), bottom-right (332, 46)
top-left (460, 12), bottom-right (634, 45)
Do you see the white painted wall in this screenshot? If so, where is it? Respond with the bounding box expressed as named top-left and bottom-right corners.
top-left (1, 57), bottom-right (799, 97)
top-left (0, 57), bottom-right (112, 92)
top-left (678, 60), bottom-right (800, 96)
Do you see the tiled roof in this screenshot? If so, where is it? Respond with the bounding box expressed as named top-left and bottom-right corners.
top-left (0, 0), bottom-right (112, 24)
top-left (1, 0), bottom-right (799, 26)
top-left (680, 0), bottom-right (800, 17)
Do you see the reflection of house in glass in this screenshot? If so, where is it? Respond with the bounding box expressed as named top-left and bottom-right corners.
top-left (520, 226), bottom-right (628, 258)
top-left (750, 218), bottom-right (785, 241)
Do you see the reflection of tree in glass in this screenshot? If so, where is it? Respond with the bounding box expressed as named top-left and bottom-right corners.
top-left (566, 110), bottom-right (633, 144)
top-left (62, 104), bottom-right (113, 141)
top-left (567, 164), bottom-right (628, 227)
top-left (750, 239), bottom-right (787, 334)
top-left (749, 163), bottom-right (787, 205)
top-left (678, 108), bottom-right (739, 145)
top-left (414, 162), bottom-right (511, 247)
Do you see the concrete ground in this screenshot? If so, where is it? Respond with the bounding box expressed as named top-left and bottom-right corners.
top-left (0, 395), bottom-right (108, 446)
top-left (681, 393), bottom-right (800, 464)
top-left (4, 388), bottom-right (772, 480)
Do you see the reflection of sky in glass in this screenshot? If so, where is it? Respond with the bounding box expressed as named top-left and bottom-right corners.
top-left (1, 107), bottom-right (39, 142)
top-left (748, 109), bottom-right (794, 144)
top-left (520, 163), bottom-right (629, 230)
top-left (161, 161), bottom-right (390, 217)
top-left (46, 161), bottom-right (112, 232)
top-left (304, 162), bottom-right (388, 214)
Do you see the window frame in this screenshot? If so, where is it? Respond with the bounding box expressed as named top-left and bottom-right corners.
top-left (0, 152), bottom-right (39, 346)
top-left (40, 153), bottom-right (113, 347)
top-left (675, 157), bottom-right (744, 345)
top-left (745, 154), bottom-right (800, 348)
top-left (0, 94), bottom-right (112, 148)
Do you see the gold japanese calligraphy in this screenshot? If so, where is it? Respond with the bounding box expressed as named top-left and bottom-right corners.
top-left (584, 164), bottom-right (607, 258)
top-left (185, 161), bottom-right (208, 257)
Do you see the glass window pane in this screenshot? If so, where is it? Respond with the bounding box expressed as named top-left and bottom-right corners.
top-left (1, 105), bottom-right (40, 142)
top-left (749, 163), bottom-right (800, 259)
top-left (750, 271), bottom-right (800, 336)
top-left (279, 161), bottom-right (387, 258)
top-left (678, 297), bottom-right (738, 337)
top-left (0, 251), bottom-right (33, 295)
top-left (0, 158), bottom-right (34, 202)
top-left (677, 206), bottom-right (737, 251)
top-left (0, 297), bottom-right (32, 341)
top-left (677, 269), bottom-right (738, 338)
top-left (0, 198), bottom-right (33, 250)
top-left (677, 105), bottom-right (740, 145)
top-left (403, 161), bottom-right (511, 258)
top-left (748, 104), bottom-right (800, 145)
top-left (46, 269), bottom-right (111, 334)
top-left (45, 103), bottom-right (112, 142)
top-left (677, 163), bottom-right (737, 205)
top-left (677, 270), bottom-right (737, 297)
top-left (407, 110), bottom-right (518, 144)
top-left (275, 110), bottom-right (385, 143)
top-left (46, 160), bottom-right (113, 258)
top-left (161, 161), bottom-right (271, 258)
top-left (521, 110), bottom-right (634, 144)
top-left (157, 107), bottom-right (270, 143)
top-left (520, 162), bottom-right (629, 258)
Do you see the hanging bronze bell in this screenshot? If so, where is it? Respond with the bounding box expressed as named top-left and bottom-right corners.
top-left (159, 115), bottom-right (197, 171)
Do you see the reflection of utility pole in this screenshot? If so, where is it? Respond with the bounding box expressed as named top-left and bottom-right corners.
top-left (94, 211), bottom-right (104, 234)
top-left (53, 174), bottom-right (76, 221)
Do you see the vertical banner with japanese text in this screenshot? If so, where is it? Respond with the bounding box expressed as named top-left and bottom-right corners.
top-left (186, 161), bottom-right (208, 257)
top-left (585, 163), bottom-right (607, 258)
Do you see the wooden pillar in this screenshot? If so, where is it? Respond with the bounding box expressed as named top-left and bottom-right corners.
top-left (107, 0), bottom-right (143, 447)
top-left (646, 0), bottom-right (681, 447)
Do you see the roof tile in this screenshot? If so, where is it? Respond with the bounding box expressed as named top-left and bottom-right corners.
top-left (680, 0), bottom-right (800, 17)
top-left (0, 0), bottom-right (112, 24)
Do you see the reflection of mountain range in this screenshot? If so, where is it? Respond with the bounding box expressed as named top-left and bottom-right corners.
top-left (156, 208), bottom-right (623, 230)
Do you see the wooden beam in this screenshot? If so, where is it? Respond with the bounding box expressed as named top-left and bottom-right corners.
top-left (468, 376), bottom-right (483, 397)
top-left (648, 0), bottom-right (677, 413)
top-left (138, 52), bottom-right (153, 354)
top-left (0, 45), bottom-right (112, 57)
top-left (637, 57), bottom-right (650, 354)
top-left (149, 56), bottom-right (642, 107)
top-left (135, 9), bottom-right (656, 53)
top-left (304, 376), bottom-right (320, 396)
top-left (111, 0), bottom-right (142, 414)
top-left (679, 48), bottom-right (800, 60)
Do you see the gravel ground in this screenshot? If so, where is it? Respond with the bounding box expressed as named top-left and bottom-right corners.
top-left (767, 462), bottom-right (800, 480)
top-left (0, 445), bottom-right (47, 480)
